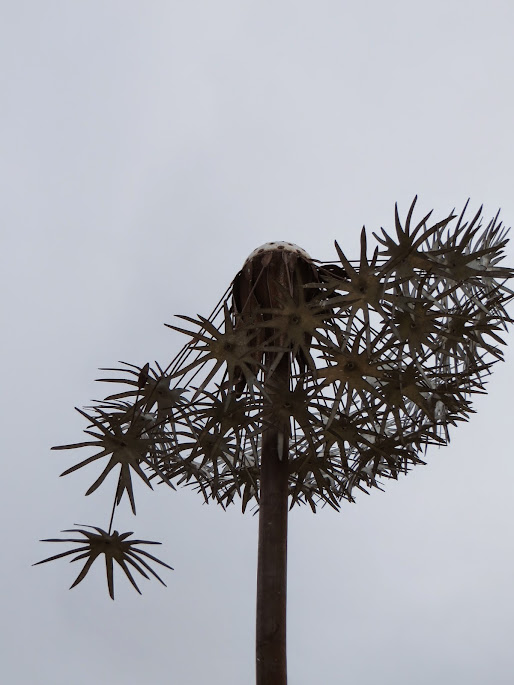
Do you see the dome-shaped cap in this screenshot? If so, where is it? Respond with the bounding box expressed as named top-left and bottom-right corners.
top-left (244, 241), bottom-right (312, 264)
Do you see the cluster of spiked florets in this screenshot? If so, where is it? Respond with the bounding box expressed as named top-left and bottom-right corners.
top-left (38, 199), bottom-right (513, 595)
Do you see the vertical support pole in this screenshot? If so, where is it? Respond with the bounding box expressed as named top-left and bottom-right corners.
top-left (256, 355), bottom-right (289, 685)
top-left (232, 244), bottom-right (316, 685)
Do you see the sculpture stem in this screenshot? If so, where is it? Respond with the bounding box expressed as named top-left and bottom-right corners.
top-left (256, 355), bottom-right (289, 685)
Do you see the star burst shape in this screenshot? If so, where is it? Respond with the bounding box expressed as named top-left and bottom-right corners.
top-left (35, 526), bottom-right (173, 599)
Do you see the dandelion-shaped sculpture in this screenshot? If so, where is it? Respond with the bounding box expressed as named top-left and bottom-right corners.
top-left (37, 199), bottom-right (513, 685)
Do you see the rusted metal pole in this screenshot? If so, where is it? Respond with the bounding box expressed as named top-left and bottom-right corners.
top-left (256, 355), bottom-right (290, 685)
top-left (232, 242), bottom-right (317, 685)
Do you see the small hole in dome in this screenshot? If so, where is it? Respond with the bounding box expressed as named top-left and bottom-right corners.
top-left (258, 249), bottom-right (264, 253)
top-left (278, 245), bottom-right (285, 250)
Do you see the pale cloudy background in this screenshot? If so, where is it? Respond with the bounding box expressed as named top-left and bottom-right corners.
top-left (2, 2), bottom-right (514, 684)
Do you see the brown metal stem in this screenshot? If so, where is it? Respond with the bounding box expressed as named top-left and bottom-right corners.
top-left (256, 355), bottom-right (290, 685)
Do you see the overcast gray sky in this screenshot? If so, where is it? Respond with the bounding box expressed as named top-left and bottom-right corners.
top-left (2, 2), bottom-right (514, 684)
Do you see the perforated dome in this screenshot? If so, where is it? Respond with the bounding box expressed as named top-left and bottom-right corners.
top-left (244, 242), bottom-right (312, 263)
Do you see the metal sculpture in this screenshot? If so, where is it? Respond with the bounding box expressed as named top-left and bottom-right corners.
top-left (37, 199), bottom-right (513, 685)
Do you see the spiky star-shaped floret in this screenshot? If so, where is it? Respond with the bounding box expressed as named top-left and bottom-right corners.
top-left (320, 228), bottom-right (389, 328)
top-left (318, 407), bottom-right (386, 476)
top-left (263, 380), bottom-right (323, 431)
top-left (254, 276), bottom-right (336, 374)
top-left (53, 407), bottom-right (173, 514)
top-left (158, 417), bottom-right (239, 502)
top-left (373, 197), bottom-right (456, 278)
top-left (217, 461), bottom-right (261, 512)
top-left (426, 203), bottom-right (512, 283)
top-left (375, 360), bottom-right (439, 422)
top-left (192, 385), bottom-right (262, 440)
top-left (263, 380), bottom-right (328, 455)
top-left (434, 297), bottom-right (508, 372)
top-left (98, 362), bottom-right (187, 422)
top-left (380, 285), bottom-right (444, 357)
top-left (288, 448), bottom-right (348, 512)
top-left (346, 432), bottom-right (431, 497)
top-left (34, 526), bottom-right (173, 600)
top-left (167, 304), bottom-right (265, 397)
top-left (315, 326), bottom-right (388, 410)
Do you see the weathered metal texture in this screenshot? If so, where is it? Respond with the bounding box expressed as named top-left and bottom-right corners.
top-left (256, 355), bottom-right (290, 685)
top-left (232, 241), bottom-right (320, 394)
top-left (234, 243), bottom-right (317, 685)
